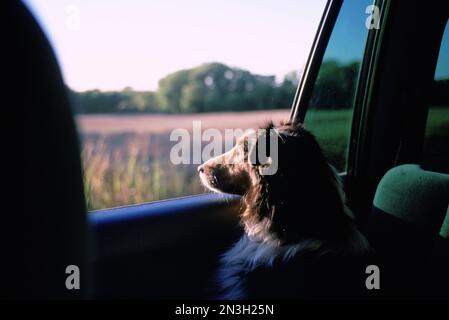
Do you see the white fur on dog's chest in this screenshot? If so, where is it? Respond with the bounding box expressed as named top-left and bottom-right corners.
top-left (216, 233), bottom-right (324, 299)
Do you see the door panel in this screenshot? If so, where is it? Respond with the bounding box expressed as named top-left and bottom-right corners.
top-left (90, 194), bottom-right (242, 298)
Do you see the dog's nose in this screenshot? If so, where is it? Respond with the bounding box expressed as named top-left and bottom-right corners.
top-left (197, 165), bottom-right (204, 173)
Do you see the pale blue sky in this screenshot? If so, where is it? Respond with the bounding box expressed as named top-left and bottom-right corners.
top-left (23, 0), bottom-right (327, 91)
top-left (435, 21), bottom-right (449, 80)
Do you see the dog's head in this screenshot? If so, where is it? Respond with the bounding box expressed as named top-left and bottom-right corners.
top-left (198, 128), bottom-right (260, 195)
top-left (198, 121), bottom-right (352, 244)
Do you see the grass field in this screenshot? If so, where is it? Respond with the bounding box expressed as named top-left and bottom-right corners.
top-left (77, 110), bottom-right (292, 210)
top-left (304, 109), bottom-right (352, 170)
top-left (76, 107), bottom-right (448, 211)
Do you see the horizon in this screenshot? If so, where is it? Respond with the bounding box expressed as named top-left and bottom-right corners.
top-left (66, 61), bottom-right (297, 93)
top-left (23, 0), bottom-right (327, 91)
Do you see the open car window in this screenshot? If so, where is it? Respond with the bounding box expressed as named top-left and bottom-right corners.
top-left (24, 0), bottom-right (327, 210)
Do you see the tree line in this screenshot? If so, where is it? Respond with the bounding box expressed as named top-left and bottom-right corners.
top-left (70, 61), bottom-right (449, 114)
top-left (68, 62), bottom-right (300, 114)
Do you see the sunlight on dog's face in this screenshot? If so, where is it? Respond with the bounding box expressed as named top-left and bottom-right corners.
top-left (198, 132), bottom-right (256, 195)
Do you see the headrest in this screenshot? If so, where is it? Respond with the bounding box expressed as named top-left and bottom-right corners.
top-left (373, 164), bottom-right (449, 234)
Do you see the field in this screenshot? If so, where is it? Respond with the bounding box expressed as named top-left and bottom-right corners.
top-left (77, 110), bottom-right (293, 210)
top-left (76, 107), bottom-right (448, 211)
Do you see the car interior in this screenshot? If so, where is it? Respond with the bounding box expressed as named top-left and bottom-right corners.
top-left (5, 0), bottom-right (448, 300)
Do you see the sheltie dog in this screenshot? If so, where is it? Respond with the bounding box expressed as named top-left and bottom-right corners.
top-left (198, 121), bottom-right (372, 299)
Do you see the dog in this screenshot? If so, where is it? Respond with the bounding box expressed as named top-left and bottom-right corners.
top-left (198, 120), bottom-right (372, 299)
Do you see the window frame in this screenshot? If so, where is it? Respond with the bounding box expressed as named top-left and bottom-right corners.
top-left (88, 0), bottom-right (354, 233)
top-left (87, 0), bottom-right (349, 297)
top-left (89, 0), bottom-right (400, 297)
top-left (290, 0), bottom-right (343, 123)
top-left (291, 0), bottom-right (389, 178)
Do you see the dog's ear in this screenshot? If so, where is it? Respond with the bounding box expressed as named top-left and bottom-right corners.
top-left (247, 126), bottom-right (281, 176)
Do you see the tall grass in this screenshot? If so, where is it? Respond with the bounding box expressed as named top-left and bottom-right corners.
top-left (79, 110), bottom-right (353, 211)
top-left (305, 109), bottom-right (352, 171)
top-left (81, 133), bottom-right (203, 210)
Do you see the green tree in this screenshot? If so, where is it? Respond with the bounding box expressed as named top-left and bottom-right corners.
top-left (156, 62), bottom-right (277, 113)
top-left (156, 69), bottom-right (189, 112)
top-left (309, 60), bottom-right (360, 109)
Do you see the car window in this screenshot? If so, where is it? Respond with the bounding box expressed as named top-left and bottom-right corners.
top-left (24, 0), bottom-right (327, 210)
top-left (304, 0), bottom-right (373, 172)
top-left (423, 19), bottom-right (449, 171)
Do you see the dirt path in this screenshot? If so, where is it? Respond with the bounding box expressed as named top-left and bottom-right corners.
top-left (76, 109), bottom-right (291, 134)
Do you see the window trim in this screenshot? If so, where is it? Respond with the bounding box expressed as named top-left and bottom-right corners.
top-left (291, 0), bottom-right (379, 178)
top-left (290, 0), bottom-right (343, 123)
top-left (348, 0), bottom-right (390, 179)
top-left (89, 193), bottom-right (241, 260)
top-left (289, 0), bottom-right (391, 220)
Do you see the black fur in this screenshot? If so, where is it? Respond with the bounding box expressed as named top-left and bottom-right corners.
top-left (210, 121), bottom-right (372, 299)
top-left (247, 121), bottom-right (353, 244)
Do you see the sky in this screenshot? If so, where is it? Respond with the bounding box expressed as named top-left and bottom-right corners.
top-left (435, 22), bottom-right (449, 81)
top-left (23, 0), bottom-right (327, 91)
top-left (323, 0), bottom-right (371, 64)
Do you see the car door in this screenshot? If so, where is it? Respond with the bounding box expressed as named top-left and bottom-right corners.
top-left (88, 0), bottom-right (378, 298)
top-left (15, 0), bottom-right (447, 299)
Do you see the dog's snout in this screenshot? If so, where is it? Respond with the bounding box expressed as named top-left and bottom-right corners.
top-left (197, 165), bottom-right (204, 173)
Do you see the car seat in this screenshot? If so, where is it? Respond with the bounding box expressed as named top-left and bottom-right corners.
top-left (366, 164), bottom-right (449, 299)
